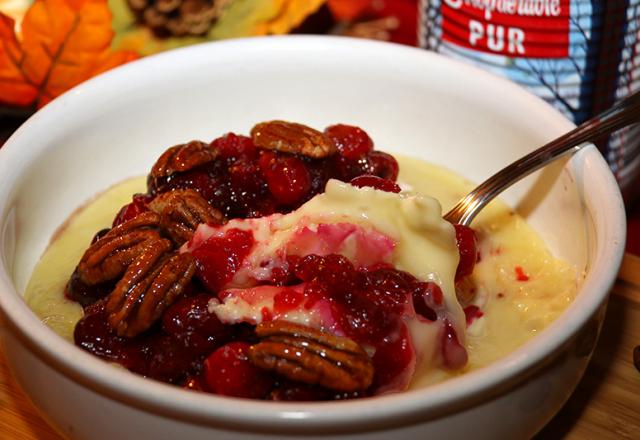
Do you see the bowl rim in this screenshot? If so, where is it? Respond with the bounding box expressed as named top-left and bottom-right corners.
top-left (0, 35), bottom-right (627, 433)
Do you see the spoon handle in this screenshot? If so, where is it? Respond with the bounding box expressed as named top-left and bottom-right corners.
top-left (444, 90), bottom-right (640, 226)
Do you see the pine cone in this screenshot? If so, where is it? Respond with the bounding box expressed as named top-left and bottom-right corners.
top-left (127, 0), bottom-right (230, 38)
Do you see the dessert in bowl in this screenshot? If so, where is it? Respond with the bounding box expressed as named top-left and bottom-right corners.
top-left (24, 119), bottom-right (575, 400)
top-left (0, 36), bottom-right (626, 439)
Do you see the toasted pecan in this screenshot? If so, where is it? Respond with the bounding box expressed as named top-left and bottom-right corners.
top-left (76, 212), bottom-right (161, 285)
top-left (251, 121), bottom-right (337, 159)
top-left (149, 188), bottom-right (223, 245)
top-left (150, 140), bottom-right (218, 179)
top-left (105, 246), bottom-right (195, 337)
top-left (248, 321), bottom-right (374, 392)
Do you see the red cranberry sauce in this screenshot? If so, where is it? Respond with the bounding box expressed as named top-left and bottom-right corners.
top-left (203, 342), bottom-right (274, 399)
top-left (213, 254), bottom-right (460, 393)
top-left (325, 124), bottom-right (373, 159)
top-left (148, 125), bottom-right (399, 220)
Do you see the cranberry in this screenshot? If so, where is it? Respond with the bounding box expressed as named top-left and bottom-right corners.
top-left (211, 133), bottom-right (255, 160)
top-left (183, 375), bottom-right (208, 392)
top-left (293, 254), bottom-right (325, 281)
top-left (203, 342), bottom-right (274, 398)
top-left (229, 161), bottom-right (264, 198)
top-left (337, 295), bottom-right (399, 345)
top-left (65, 269), bottom-right (114, 308)
top-left (162, 294), bottom-right (230, 354)
top-left (360, 268), bottom-right (411, 313)
top-left (303, 279), bottom-right (331, 307)
top-left (227, 161), bottom-right (272, 219)
top-left (454, 224), bottom-right (478, 281)
top-left (371, 324), bottom-right (414, 391)
top-left (441, 320), bottom-right (468, 369)
top-left (305, 161), bottom-right (332, 196)
top-left (260, 153), bottom-right (311, 205)
top-left (162, 168), bottom-right (220, 203)
top-left (320, 254), bottom-right (356, 286)
top-left (294, 254), bottom-right (357, 294)
top-left (163, 294), bottom-right (220, 335)
top-left (332, 155), bottom-right (375, 181)
top-left (325, 124), bottom-right (373, 159)
top-left (273, 288), bottom-right (306, 313)
top-left (349, 175), bottom-right (401, 193)
top-left (267, 265), bottom-right (295, 286)
top-left (368, 151), bottom-right (399, 181)
top-left (112, 193), bottom-right (153, 227)
top-left (74, 301), bottom-right (148, 374)
top-left (146, 335), bottom-right (202, 383)
top-left (191, 228), bottom-right (255, 293)
top-left (412, 282), bottom-right (442, 322)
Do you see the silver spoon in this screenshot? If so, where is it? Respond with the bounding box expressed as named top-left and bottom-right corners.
top-left (444, 90), bottom-right (640, 226)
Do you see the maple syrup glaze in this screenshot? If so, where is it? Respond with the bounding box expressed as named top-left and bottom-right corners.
top-left (23, 156), bottom-right (577, 389)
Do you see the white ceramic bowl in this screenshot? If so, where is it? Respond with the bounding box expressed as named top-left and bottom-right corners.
top-left (0, 36), bottom-right (626, 440)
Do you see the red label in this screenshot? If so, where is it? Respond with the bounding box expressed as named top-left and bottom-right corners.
top-left (441, 0), bottom-right (570, 58)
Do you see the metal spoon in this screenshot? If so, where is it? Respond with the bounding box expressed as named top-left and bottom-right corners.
top-left (444, 90), bottom-right (640, 226)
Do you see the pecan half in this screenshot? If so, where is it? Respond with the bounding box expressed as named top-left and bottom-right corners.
top-left (248, 321), bottom-right (374, 392)
top-left (105, 247), bottom-right (195, 337)
top-left (149, 188), bottom-right (223, 245)
top-left (150, 140), bottom-right (218, 179)
top-left (77, 211), bottom-right (161, 285)
top-left (251, 121), bottom-right (337, 159)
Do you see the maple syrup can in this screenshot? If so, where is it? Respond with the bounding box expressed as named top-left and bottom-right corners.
top-left (420, 0), bottom-right (640, 201)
